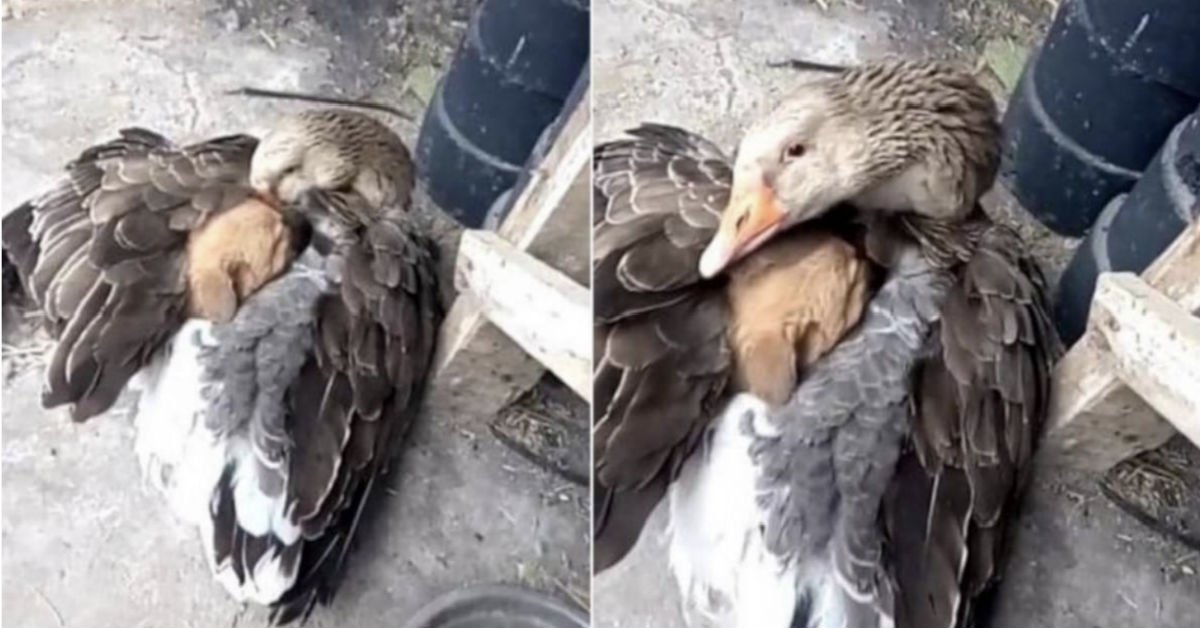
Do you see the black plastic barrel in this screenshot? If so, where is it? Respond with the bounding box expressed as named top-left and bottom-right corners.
top-left (416, 0), bottom-right (590, 227)
top-left (1001, 51), bottom-right (1142, 237)
top-left (1001, 0), bottom-right (1198, 236)
top-left (1080, 0), bottom-right (1200, 98)
top-left (483, 67), bottom-right (590, 229)
top-left (1053, 109), bottom-right (1200, 344)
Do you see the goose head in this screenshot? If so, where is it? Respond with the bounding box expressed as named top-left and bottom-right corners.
top-left (698, 60), bottom-right (999, 278)
top-left (699, 89), bottom-right (870, 278)
top-left (250, 109), bottom-right (413, 233)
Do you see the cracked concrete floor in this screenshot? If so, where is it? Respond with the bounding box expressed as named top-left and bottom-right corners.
top-left (592, 1), bottom-right (1200, 627)
top-left (2, 1), bottom-right (588, 627)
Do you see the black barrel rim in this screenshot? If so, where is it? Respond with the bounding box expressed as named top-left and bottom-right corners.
top-left (402, 583), bottom-right (588, 628)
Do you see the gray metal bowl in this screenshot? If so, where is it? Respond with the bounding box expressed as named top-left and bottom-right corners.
top-left (402, 584), bottom-right (588, 628)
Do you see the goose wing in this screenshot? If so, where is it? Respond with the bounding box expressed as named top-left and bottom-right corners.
top-left (888, 223), bottom-right (1058, 628)
top-left (1, 129), bottom-right (278, 420)
top-left (273, 215), bottom-right (439, 624)
top-left (593, 124), bottom-right (735, 571)
top-left (199, 178), bottom-right (442, 624)
top-left (752, 246), bottom-right (952, 628)
top-left (752, 221), bottom-right (1055, 628)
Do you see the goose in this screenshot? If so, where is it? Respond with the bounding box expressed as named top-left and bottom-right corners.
top-left (593, 125), bottom-right (875, 571)
top-left (1, 108), bottom-right (441, 624)
top-left (595, 59), bottom-right (1058, 628)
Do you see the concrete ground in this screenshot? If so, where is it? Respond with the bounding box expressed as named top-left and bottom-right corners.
top-left (592, 1), bottom-right (1200, 627)
top-left (2, 1), bottom-right (588, 627)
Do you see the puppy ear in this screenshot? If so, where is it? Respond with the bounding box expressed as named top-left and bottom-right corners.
top-left (189, 269), bottom-right (237, 324)
top-left (732, 331), bottom-right (797, 408)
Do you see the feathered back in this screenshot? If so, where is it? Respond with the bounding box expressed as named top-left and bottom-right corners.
top-left (4, 129), bottom-right (260, 419)
top-left (264, 166), bottom-right (441, 627)
top-left (189, 176), bottom-right (442, 626)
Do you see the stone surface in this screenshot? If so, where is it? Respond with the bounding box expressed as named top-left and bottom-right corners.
top-left (1, 2), bottom-right (587, 627)
top-left (592, 1), bottom-right (1199, 627)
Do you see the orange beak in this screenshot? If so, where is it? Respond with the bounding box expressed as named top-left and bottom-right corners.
top-left (699, 177), bottom-right (787, 278)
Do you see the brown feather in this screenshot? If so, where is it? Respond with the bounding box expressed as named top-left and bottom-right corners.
top-left (6, 129), bottom-right (260, 421)
top-left (271, 206), bottom-right (441, 623)
top-left (593, 127), bottom-right (735, 569)
top-left (891, 218), bottom-right (1059, 628)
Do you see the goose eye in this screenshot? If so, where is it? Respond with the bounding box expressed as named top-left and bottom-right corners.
top-left (783, 143), bottom-right (806, 160)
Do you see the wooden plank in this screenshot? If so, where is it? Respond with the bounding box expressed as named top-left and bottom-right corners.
top-left (1087, 274), bottom-right (1200, 441)
top-left (453, 230), bottom-right (590, 400)
top-left (1044, 221), bottom-right (1200, 470)
top-left (430, 298), bottom-right (549, 419)
top-left (1041, 342), bottom-right (1173, 471)
top-left (429, 89), bottom-right (592, 417)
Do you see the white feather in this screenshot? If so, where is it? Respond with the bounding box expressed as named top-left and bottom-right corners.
top-left (229, 438), bottom-right (299, 544)
top-left (668, 394), bottom-right (798, 628)
top-left (249, 545), bottom-right (300, 603)
top-left (134, 319), bottom-right (301, 604)
top-left (202, 513), bottom-right (298, 606)
top-left (666, 394), bottom-right (894, 628)
top-left (133, 320), bottom-right (227, 526)
top-left (199, 455), bottom-right (301, 604)
top-left (230, 441), bottom-right (275, 536)
top-left (798, 561), bottom-right (853, 628)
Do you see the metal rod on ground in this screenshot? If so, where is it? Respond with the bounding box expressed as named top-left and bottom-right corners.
top-left (765, 58), bottom-right (847, 73)
top-left (226, 87), bottom-right (412, 120)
